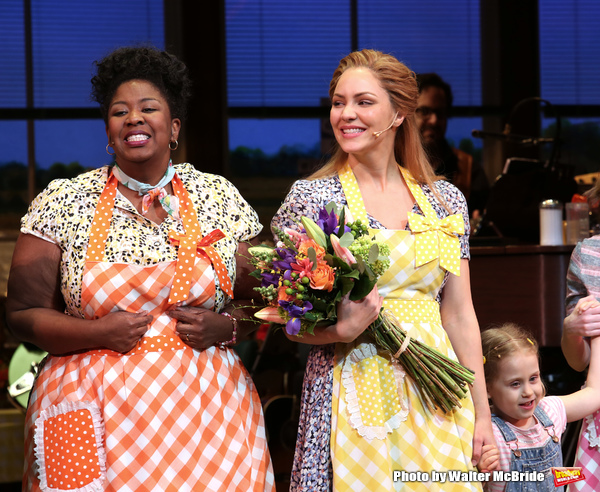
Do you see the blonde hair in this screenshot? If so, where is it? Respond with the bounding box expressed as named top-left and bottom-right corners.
top-left (481, 323), bottom-right (545, 395)
top-left (309, 49), bottom-right (439, 190)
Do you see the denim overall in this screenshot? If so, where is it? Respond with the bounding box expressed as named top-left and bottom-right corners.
top-left (492, 406), bottom-right (563, 492)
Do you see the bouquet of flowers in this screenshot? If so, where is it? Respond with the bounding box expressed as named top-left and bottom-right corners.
top-left (249, 202), bottom-right (475, 413)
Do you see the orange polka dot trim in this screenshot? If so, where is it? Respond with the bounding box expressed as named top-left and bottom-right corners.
top-left (34, 401), bottom-right (106, 491)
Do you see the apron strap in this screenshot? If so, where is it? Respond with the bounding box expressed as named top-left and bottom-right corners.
top-left (338, 163), bottom-right (369, 225)
top-left (86, 170), bottom-right (233, 303)
top-left (86, 172), bottom-right (118, 262)
top-left (337, 163), bottom-right (464, 276)
top-left (168, 175), bottom-right (233, 303)
top-left (400, 167), bottom-right (464, 276)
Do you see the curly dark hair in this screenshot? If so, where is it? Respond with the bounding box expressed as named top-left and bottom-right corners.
top-left (91, 46), bottom-right (192, 123)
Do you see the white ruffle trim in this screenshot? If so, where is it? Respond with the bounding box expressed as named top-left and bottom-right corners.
top-left (342, 342), bottom-right (408, 441)
top-left (34, 400), bottom-right (106, 492)
top-left (583, 409), bottom-right (600, 448)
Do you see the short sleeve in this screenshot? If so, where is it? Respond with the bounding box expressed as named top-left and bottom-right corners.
top-left (566, 242), bottom-right (585, 315)
top-left (272, 177), bottom-right (341, 239)
top-left (430, 180), bottom-right (470, 259)
top-left (176, 164), bottom-right (262, 242)
top-left (540, 396), bottom-right (568, 436)
top-left (565, 237), bottom-right (600, 316)
top-left (21, 178), bottom-right (84, 248)
top-left (218, 177), bottom-right (263, 242)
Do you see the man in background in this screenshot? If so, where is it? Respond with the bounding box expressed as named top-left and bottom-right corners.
top-left (415, 72), bottom-right (489, 217)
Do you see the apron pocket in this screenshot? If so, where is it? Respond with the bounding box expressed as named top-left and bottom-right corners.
top-left (34, 401), bottom-right (106, 492)
top-left (341, 342), bottom-right (408, 440)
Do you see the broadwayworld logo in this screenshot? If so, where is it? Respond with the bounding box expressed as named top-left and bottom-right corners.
top-left (552, 467), bottom-right (585, 487)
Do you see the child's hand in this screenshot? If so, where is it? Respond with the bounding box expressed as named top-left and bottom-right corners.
top-left (564, 295), bottom-right (600, 339)
top-left (576, 296), bottom-right (600, 315)
top-left (477, 444), bottom-right (500, 473)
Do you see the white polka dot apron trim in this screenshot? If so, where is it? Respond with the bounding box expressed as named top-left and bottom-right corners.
top-left (399, 166), bottom-right (464, 276)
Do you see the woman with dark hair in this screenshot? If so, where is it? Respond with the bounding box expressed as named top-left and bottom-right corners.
top-left (7, 46), bottom-right (274, 491)
top-left (272, 49), bottom-right (495, 491)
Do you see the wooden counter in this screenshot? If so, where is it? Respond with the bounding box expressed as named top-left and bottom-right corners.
top-left (470, 244), bottom-right (574, 347)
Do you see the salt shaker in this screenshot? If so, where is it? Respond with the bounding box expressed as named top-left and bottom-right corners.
top-left (539, 199), bottom-right (564, 246)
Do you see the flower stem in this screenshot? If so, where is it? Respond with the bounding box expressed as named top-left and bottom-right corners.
top-left (368, 311), bottom-right (474, 413)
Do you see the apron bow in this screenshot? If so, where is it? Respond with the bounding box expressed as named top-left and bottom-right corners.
top-left (168, 228), bottom-right (233, 302)
top-left (407, 212), bottom-right (464, 276)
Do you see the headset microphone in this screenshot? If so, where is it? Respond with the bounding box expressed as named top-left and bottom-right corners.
top-left (372, 112), bottom-right (399, 138)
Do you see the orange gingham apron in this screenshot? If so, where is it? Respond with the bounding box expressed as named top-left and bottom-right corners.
top-left (23, 172), bottom-right (275, 492)
top-left (330, 164), bottom-right (480, 491)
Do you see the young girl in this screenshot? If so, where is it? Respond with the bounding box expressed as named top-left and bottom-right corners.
top-left (481, 320), bottom-right (600, 492)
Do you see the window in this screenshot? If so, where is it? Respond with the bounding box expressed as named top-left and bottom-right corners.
top-left (0, 0), bottom-right (165, 227)
top-left (539, 0), bottom-right (600, 175)
top-left (225, 0), bottom-right (482, 177)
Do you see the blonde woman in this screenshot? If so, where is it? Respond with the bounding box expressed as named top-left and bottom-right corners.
top-left (272, 49), bottom-right (494, 491)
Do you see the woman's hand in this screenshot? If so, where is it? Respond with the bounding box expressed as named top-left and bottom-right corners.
top-left (94, 311), bottom-right (153, 353)
top-left (169, 306), bottom-right (234, 350)
top-left (564, 295), bottom-right (600, 338)
top-left (477, 444), bottom-right (499, 474)
top-left (334, 286), bottom-right (384, 343)
top-left (562, 295), bottom-right (600, 371)
top-left (471, 415), bottom-right (496, 470)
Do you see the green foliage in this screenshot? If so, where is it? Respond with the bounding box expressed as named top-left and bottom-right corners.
top-left (349, 236), bottom-right (391, 276)
top-left (229, 143), bottom-right (321, 177)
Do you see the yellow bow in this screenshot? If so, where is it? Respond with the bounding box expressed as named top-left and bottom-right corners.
top-left (407, 212), bottom-right (465, 276)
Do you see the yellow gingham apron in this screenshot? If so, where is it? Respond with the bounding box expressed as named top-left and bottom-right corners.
top-left (23, 172), bottom-right (275, 492)
top-left (331, 164), bottom-right (481, 491)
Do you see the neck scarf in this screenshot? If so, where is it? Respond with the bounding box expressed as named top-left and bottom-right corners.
top-left (112, 161), bottom-right (180, 218)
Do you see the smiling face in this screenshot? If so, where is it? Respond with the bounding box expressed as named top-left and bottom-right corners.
top-left (106, 79), bottom-right (180, 181)
top-left (415, 86), bottom-right (448, 146)
top-left (330, 67), bottom-right (403, 156)
top-left (487, 350), bottom-right (543, 428)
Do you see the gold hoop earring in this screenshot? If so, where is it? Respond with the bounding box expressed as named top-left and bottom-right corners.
top-left (169, 140), bottom-right (179, 151)
top-left (106, 143), bottom-right (115, 156)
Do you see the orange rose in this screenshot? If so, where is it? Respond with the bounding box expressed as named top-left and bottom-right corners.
top-left (309, 260), bottom-right (335, 291)
top-left (298, 239), bottom-right (326, 259)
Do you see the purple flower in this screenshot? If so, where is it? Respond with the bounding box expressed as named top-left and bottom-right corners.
top-left (272, 247), bottom-right (296, 270)
top-left (261, 271), bottom-right (280, 287)
top-left (286, 317), bottom-right (302, 336)
top-left (317, 208), bottom-right (339, 235)
top-left (279, 300), bottom-right (313, 335)
top-left (333, 224), bottom-right (351, 235)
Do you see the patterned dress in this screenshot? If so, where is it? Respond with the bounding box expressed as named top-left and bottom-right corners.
top-left (272, 167), bottom-right (478, 491)
top-left (20, 164), bottom-right (275, 492)
top-left (565, 237), bottom-right (600, 492)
